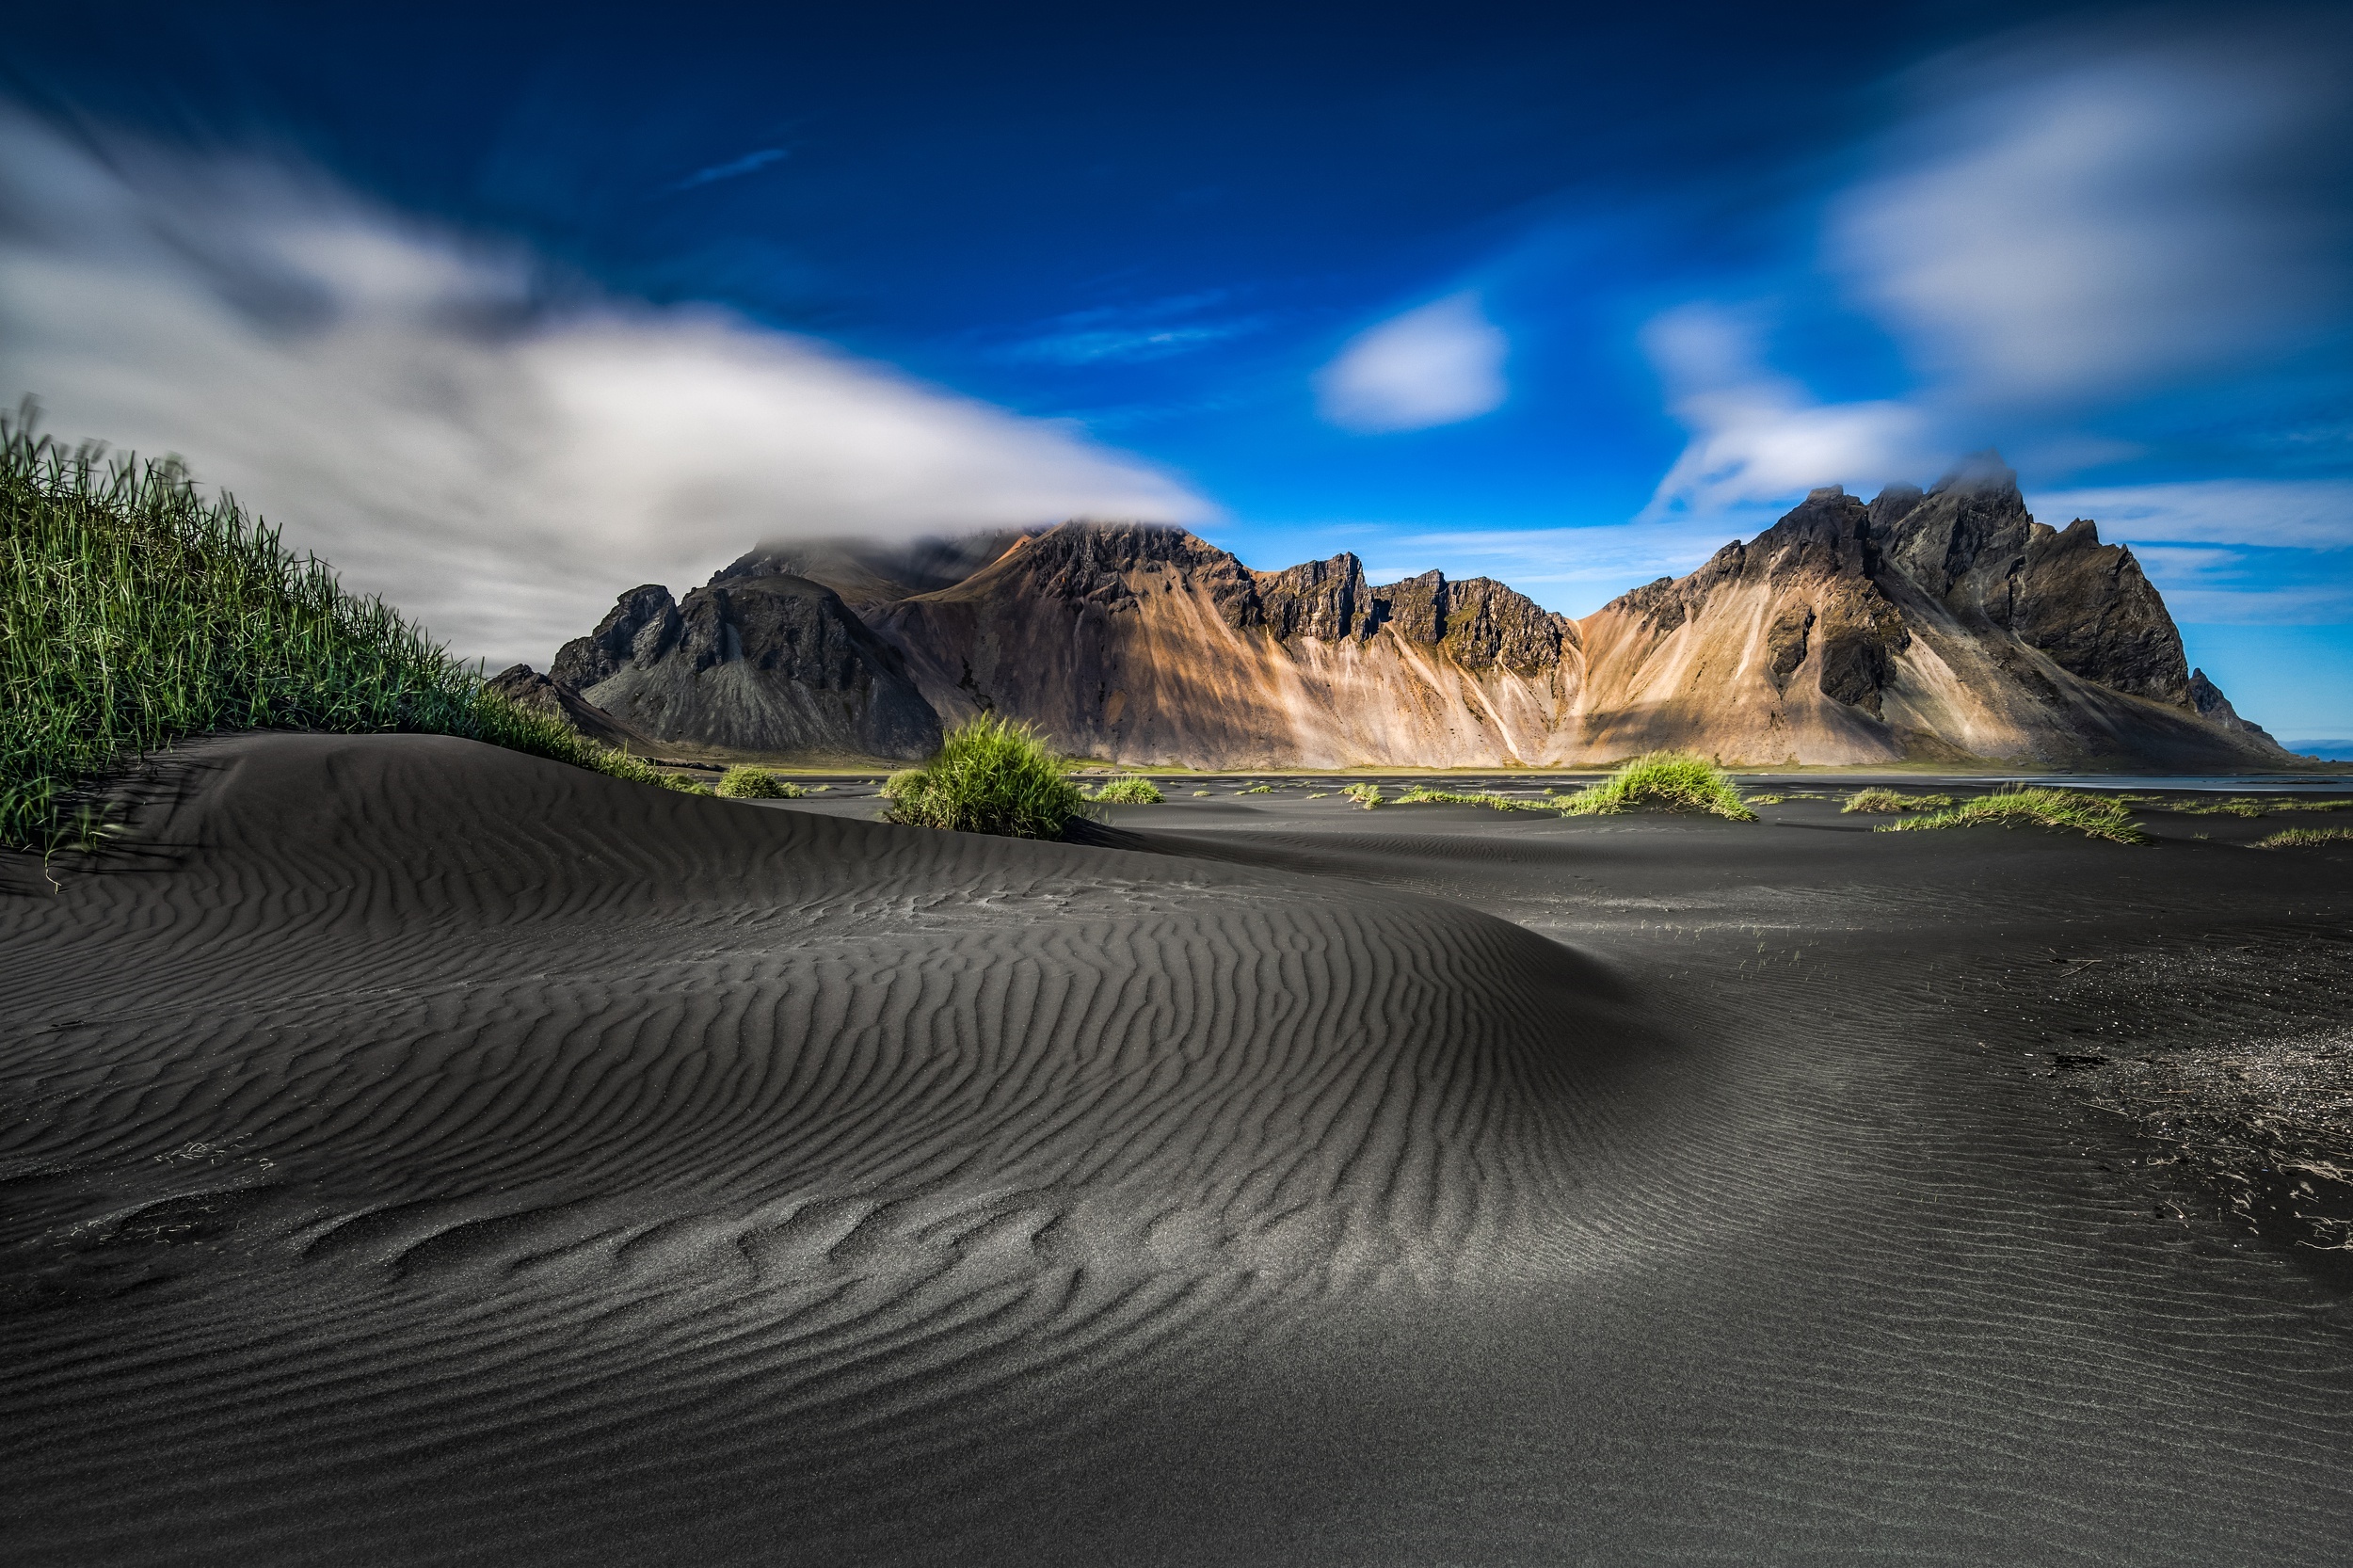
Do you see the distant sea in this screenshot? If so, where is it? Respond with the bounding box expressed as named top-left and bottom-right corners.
top-left (2287, 740), bottom-right (2353, 760)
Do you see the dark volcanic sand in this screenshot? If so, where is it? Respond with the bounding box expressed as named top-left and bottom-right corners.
top-left (5, 739), bottom-right (2352, 1565)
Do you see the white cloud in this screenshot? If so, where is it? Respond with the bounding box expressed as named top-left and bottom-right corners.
top-left (0, 111), bottom-right (1210, 667)
top-left (2029, 479), bottom-right (2353, 552)
top-left (1833, 19), bottom-right (2351, 408)
top-left (1315, 292), bottom-right (1507, 433)
top-left (1638, 304), bottom-right (1931, 520)
top-left (1640, 14), bottom-right (2352, 527)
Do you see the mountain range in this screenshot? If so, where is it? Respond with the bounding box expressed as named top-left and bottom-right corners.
top-left (500, 457), bottom-right (2296, 770)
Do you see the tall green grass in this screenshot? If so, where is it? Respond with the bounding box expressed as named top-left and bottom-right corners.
top-left (880, 714), bottom-right (1092, 838)
top-left (1557, 752), bottom-right (1756, 821)
top-left (2255, 826), bottom-right (2353, 849)
top-left (0, 409), bottom-right (696, 849)
top-left (1394, 785), bottom-right (1554, 812)
top-left (715, 765), bottom-right (802, 799)
top-left (1089, 775), bottom-right (1164, 804)
top-left (1878, 787), bottom-right (2145, 844)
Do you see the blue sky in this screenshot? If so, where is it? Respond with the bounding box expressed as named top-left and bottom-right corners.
top-left (2, 2), bottom-right (2348, 737)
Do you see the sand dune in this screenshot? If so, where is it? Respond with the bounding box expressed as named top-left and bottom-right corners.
top-left (6, 740), bottom-right (2352, 1563)
top-left (2, 735), bottom-right (1658, 1562)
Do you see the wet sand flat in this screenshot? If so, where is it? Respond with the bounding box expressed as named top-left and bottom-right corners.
top-left (5, 737), bottom-right (2352, 1565)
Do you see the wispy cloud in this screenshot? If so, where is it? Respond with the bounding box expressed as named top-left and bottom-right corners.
top-left (2124, 543), bottom-right (2353, 625)
top-left (1638, 304), bottom-right (1930, 520)
top-left (994, 292), bottom-right (1266, 366)
top-left (0, 110), bottom-right (1210, 667)
top-left (1833, 19), bottom-right (2351, 410)
top-left (672, 147), bottom-right (789, 192)
top-left (1641, 11), bottom-right (2353, 527)
top-left (1316, 292), bottom-right (1507, 433)
top-left (2030, 479), bottom-right (2353, 552)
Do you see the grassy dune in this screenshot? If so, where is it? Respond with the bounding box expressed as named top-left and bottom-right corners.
top-left (1557, 752), bottom-right (1756, 821)
top-left (881, 714), bottom-right (1092, 838)
top-left (0, 411), bottom-right (698, 850)
top-left (1879, 788), bottom-right (2146, 844)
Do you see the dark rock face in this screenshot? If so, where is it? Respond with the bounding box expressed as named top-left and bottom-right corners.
top-left (2189, 668), bottom-right (2285, 750)
top-left (552, 585), bottom-right (682, 691)
top-left (1870, 457), bottom-right (2190, 705)
top-left (1604, 486), bottom-right (1913, 714)
top-left (487, 664), bottom-right (659, 754)
top-left (1433, 577), bottom-right (1570, 676)
top-left (553, 575), bottom-right (941, 760)
top-left (1257, 553), bottom-right (1375, 641)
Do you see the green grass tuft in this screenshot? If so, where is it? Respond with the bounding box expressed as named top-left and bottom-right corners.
top-left (1394, 785), bottom-right (1553, 812)
top-left (1090, 775), bottom-right (1165, 805)
top-left (1342, 782), bottom-right (1385, 809)
top-left (879, 714), bottom-right (1091, 839)
top-left (2178, 796), bottom-right (2270, 818)
top-left (0, 406), bottom-right (708, 851)
top-left (1840, 787), bottom-right (1956, 814)
top-left (1556, 752), bottom-right (1756, 821)
top-left (1878, 787), bottom-right (2146, 844)
top-left (715, 765), bottom-right (801, 799)
top-left (2254, 826), bottom-right (2353, 849)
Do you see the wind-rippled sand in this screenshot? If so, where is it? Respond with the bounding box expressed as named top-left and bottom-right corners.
top-left (5, 738), bottom-right (2351, 1564)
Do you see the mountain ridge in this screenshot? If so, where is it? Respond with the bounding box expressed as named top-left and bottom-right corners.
top-left (536, 460), bottom-right (2298, 769)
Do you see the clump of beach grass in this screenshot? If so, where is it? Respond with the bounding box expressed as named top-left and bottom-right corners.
top-left (2254, 826), bottom-right (2353, 849)
top-left (2178, 796), bottom-right (2270, 818)
top-left (715, 765), bottom-right (802, 799)
top-left (1840, 787), bottom-right (1955, 814)
top-left (1878, 787), bottom-right (2146, 844)
top-left (1091, 775), bottom-right (1164, 804)
top-left (0, 407), bottom-right (708, 853)
top-left (1394, 785), bottom-right (1553, 812)
top-left (878, 713), bottom-right (1091, 839)
top-left (1342, 782), bottom-right (1385, 808)
top-left (1555, 752), bottom-right (1756, 821)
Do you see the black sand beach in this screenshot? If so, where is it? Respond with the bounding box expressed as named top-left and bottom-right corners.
top-left (6, 736), bottom-right (2352, 1564)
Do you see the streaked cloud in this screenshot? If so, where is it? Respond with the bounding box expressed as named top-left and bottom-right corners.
top-left (1316, 292), bottom-right (1507, 433)
top-left (995, 292), bottom-right (1267, 366)
top-left (1833, 18), bottom-right (2351, 409)
top-left (1637, 304), bottom-right (1932, 520)
top-left (673, 147), bottom-right (789, 191)
top-left (2030, 478), bottom-right (2353, 552)
top-left (1641, 11), bottom-right (2353, 531)
top-left (0, 110), bottom-right (1209, 667)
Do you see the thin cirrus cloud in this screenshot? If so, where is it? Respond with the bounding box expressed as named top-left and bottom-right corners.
top-left (1641, 10), bottom-right (2353, 520)
top-left (672, 147), bottom-right (790, 192)
top-left (0, 110), bottom-right (1210, 668)
top-left (1315, 292), bottom-right (1507, 434)
top-left (995, 292), bottom-right (1268, 366)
